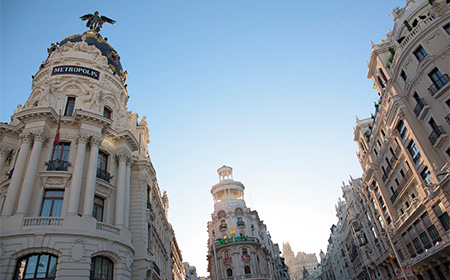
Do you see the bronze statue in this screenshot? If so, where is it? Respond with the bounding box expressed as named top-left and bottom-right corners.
top-left (80, 11), bottom-right (116, 32)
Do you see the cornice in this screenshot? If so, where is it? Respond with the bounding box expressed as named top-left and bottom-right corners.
top-left (104, 128), bottom-right (139, 151)
top-left (73, 109), bottom-right (112, 127)
top-left (16, 107), bottom-right (59, 123)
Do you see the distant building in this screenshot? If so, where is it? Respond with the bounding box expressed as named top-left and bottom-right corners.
top-left (0, 18), bottom-right (182, 280)
top-left (282, 242), bottom-right (318, 280)
top-left (183, 262), bottom-right (201, 280)
top-left (206, 166), bottom-right (290, 280)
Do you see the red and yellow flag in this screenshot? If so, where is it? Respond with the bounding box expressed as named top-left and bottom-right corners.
top-left (53, 112), bottom-right (61, 146)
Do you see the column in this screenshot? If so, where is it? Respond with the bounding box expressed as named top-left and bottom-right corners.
top-left (82, 137), bottom-right (102, 217)
top-left (115, 153), bottom-right (128, 226)
top-left (0, 146), bottom-right (12, 179)
top-left (2, 133), bottom-right (32, 216)
top-left (124, 158), bottom-right (132, 228)
top-left (17, 131), bottom-right (48, 215)
top-left (67, 133), bottom-right (89, 215)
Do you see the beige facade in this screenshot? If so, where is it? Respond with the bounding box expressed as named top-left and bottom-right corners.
top-left (318, 1), bottom-right (450, 280)
top-left (282, 243), bottom-right (318, 280)
top-left (206, 166), bottom-right (290, 280)
top-left (0, 27), bottom-right (182, 279)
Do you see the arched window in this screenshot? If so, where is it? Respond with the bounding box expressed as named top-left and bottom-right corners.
top-left (226, 268), bottom-right (233, 277)
top-left (235, 208), bottom-right (243, 216)
top-left (224, 250), bottom-right (230, 258)
top-left (242, 248), bottom-right (248, 255)
top-left (13, 253), bottom-right (58, 279)
top-left (90, 256), bottom-right (113, 280)
top-left (244, 266), bottom-right (251, 274)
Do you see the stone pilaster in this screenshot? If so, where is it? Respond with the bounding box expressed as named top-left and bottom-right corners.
top-left (82, 136), bottom-right (102, 217)
top-left (2, 132), bottom-right (33, 216)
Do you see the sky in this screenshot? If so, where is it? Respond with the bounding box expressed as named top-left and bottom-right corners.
top-left (1, 0), bottom-right (406, 276)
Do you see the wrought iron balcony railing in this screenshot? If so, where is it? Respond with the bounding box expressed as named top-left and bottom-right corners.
top-left (428, 74), bottom-right (449, 96)
top-left (237, 220), bottom-right (245, 227)
top-left (47, 159), bottom-right (69, 171)
top-left (428, 126), bottom-right (444, 146)
top-left (413, 98), bottom-right (426, 117)
top-left (96, 168), bottom-right (111, 182)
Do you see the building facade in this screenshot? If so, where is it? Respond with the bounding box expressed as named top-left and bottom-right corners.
top-left (319, 1), bottom-right (450, 280)
top-left (282, 242), bottom-right (318, 280)
top-left (206, 166), bottom-right (290, 280)
top-left (0, 22), bottom-right (182, 280)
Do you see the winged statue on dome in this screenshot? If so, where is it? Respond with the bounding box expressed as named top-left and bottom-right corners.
top-left (80, 11), bottom-right (116, 32)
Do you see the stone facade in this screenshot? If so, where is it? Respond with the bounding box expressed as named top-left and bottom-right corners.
top-left (318, 1), bottom-right (450, 279)
top-left (282, 243), bottom-right (318, 280)
top-left (0, 27), bottom-right (182, 279)
top-left (206, 166), bottom-right (290, 280)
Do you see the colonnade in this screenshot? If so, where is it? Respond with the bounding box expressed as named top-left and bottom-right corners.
top-left (1, 130), bottom-right (133, 227)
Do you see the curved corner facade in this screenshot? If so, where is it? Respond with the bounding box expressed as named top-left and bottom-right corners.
top-left (206, 166), bottom-right (290, 280)
top-left (0, 30), bottom-right (184, 280)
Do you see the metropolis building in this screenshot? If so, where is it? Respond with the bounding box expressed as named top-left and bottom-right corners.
top-left (206, 166), bottom-right (290, 280)
top-left (0, 16), bottom-right (184, 280)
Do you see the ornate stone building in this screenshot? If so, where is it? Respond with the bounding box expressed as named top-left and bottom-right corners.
top-left (319, 1), bottom-right (450, 280)
top-left (0, 18), bottom-right (183, 280)
top-left (206, 166), bottom-right (290, 280)
top-left (282, 242), bottom-right (318, 280)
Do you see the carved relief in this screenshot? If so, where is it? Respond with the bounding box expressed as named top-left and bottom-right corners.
top-left (71, 238), bottom-right (86, 262)
top-left (90, 136), bottom-right (103, 147)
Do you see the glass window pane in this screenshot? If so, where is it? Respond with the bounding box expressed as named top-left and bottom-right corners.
top-left (51, 199), bottom-right (63, 217)
top-left (48, 256), bottom-right (57, 277)
top-left (40, 200), bottom-right (52, 217)
top-left (36, 254), bottom-right (49, 277)
top-left (94, 257), bottom-right (102, 278)
top-left (24, 255), bottom-right (38, 278)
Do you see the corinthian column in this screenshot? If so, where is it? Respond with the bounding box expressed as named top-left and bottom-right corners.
top-left (115, 152), bottom-right (129, 226)
top-left (82, 137), bottom-right (102, 217)
top-left (17, 131), bottom-right (48, 215)
top-left (2, 133), bottom-right (32, 216)
top-left (67, 133), bottom-right (89, 215)
top-left (0, 146), bottom-right (12, 179)
top-left (124, 157), bottom-right (133, 228)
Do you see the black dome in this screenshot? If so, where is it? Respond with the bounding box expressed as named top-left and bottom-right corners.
top-left (51, 30), bottom-right (124, 76)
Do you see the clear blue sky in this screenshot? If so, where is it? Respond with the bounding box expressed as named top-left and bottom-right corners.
top-left (1, 0), bottom-right (405, 275)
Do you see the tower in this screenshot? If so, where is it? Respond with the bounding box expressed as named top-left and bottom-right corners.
top-left (206, 166), bottom-right (290, 280)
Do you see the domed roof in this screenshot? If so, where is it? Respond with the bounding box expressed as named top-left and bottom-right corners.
top-left (49, 30), bottom-right (124, 77)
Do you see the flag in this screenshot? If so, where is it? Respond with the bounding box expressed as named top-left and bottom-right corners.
top-left (53, 111), bottom-right (61, 146)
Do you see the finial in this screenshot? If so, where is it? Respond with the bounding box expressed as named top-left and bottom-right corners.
top-left (80, 11), bottom-right (116, 32)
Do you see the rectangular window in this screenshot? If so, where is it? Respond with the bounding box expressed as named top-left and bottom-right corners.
top-left (429, 68), bottom-right (447, 90)
top-left (48, 143), bottom-right (70, 171)
top-left (96, 151), bottom-right (110, 182)
top-left (406, 243), bottom-right (416, 258)
top-left (397, 120), bottom-right (407, 139)
top-left (414, 45), bottom-right (428, 62)
top-left (427, 225), bottom-right (442, 243)
top-left (103, 107), bottom-right (112, 119)
top-left (420, 166), bottom-right (431, 184)
top-left (40, 190), bottom-right (64, 217)
top-left (64, 97), bottom-right (76, 116)
top-left (92, 196), bottom-right (104, 222)
top-left (400, 70), bottom-right (408, 82)
top-left (407, 140), bottom-right (421, 163)
top-left (413, 238), bottom-right (424, 254)
top-left (420, 232), bottom-right (432, 249)
top-left (434, 203), bottom-right (450, 231)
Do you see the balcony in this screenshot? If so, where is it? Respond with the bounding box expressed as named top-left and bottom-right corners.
top-left (428, 126), bottom-right (445, 146)
top-left (413, 98), bottom-right (427, 117)
top-left (23, 217), bottom-right (63, 226)
top-left (428, 74), bottom-right (449, 97)
top-left (223, 257), bottom-right (232, 264)
top-left (237, 220), bottom-right (245, 227)
top-left (242, 255), bottom-right (251, 261)
top-left (96, 221), bottom-right (120, 234)
top-left (219, 223), bottom-right (227, 231)
top-left (46, 159), bottom-right (69, 171)
top-left (222, 273), bottom-right (267, 280)
top-left (96, 168), bottom-right (111, 182)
